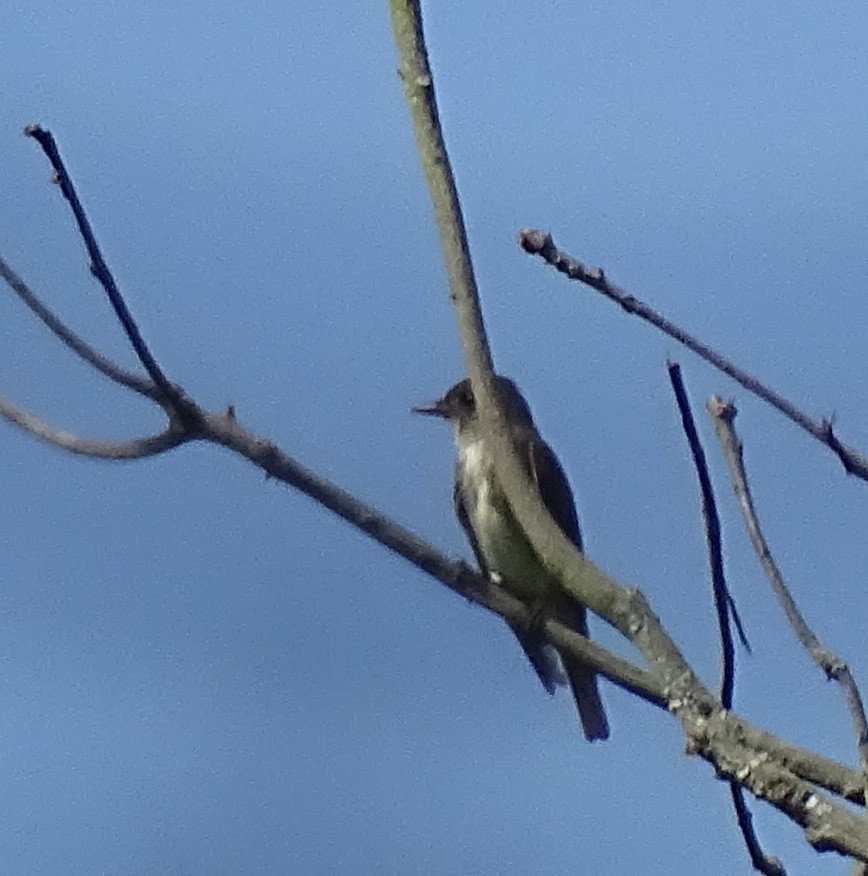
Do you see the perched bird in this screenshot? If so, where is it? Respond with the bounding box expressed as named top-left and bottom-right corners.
top-left (414, 375), bottom-right (609, 741)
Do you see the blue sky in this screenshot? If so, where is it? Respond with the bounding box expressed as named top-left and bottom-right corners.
top-left (2, 2), bottom-right (868, 873)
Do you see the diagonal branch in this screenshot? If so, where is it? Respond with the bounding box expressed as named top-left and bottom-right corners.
top-left (188, 407), bottom-right (665, 708)
top-left (692, 708), bottom-right (868, 862)
top-left (0, 254), bottom-right (159, 400)
top-left (23, 125), bottom-right (183, 413)
top-left (518, 228), bottom-right (868, 482)
top-left (190, 405), bottom-right (867, 804)
top-left (191, 407), bottom-right (868, 855)
top-left (708, 396), bottom-right (868, 775)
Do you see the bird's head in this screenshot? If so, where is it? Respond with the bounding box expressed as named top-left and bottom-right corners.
top-left (413, 375), bottom-right (533, 431)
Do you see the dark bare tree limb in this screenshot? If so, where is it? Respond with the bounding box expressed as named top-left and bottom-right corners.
top-left (23, 125), bottom-right (185, 415)
top-left (668, 361), bottom-right (775, 872)
top-left (668, 361), bottom-right (740, 708)
top-left (730, 784), bottom-right (786, 876)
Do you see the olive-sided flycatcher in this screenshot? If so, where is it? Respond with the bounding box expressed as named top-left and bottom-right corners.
top-left (414, 375), bottom-right (609, 741)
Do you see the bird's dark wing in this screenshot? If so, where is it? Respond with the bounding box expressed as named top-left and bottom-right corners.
top-left (523, 427), bottom-right (609, 740)
top-left (521, 428), bottom-right (583, 552)
top-left (454, 457), bottom-right (563, 694)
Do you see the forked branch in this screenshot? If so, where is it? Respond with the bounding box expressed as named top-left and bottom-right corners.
top-left (709, 396), bottom-right (868, 775)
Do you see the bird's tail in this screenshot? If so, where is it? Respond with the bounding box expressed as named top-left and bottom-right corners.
top-left (558, 600), bottom-right (609, 741)
top-left (510, 609), bottom-right (609, 742)
top-left (563, 655), bottom-right (609, 742)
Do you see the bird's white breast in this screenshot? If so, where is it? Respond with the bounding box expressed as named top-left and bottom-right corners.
top-left (457, 435), bottom-right (549, 602)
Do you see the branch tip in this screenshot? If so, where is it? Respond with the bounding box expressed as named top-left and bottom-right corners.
top-left (517, 227), bottom-right (552, 254)
top-left (707, 395), bottom-right (736, 422)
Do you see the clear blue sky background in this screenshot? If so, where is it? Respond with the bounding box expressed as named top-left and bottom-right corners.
top-left (2, 2), bottom-right (867, 874)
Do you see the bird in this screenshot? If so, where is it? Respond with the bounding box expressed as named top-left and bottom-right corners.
top-left (414, 375), bottom-right (609, 741)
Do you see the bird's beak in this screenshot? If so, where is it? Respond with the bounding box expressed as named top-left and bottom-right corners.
top-left (412, 398), bottom-right (446, 417)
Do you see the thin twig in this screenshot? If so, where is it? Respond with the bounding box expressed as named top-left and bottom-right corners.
top-left (0, 254), bottom-right (159, 400)
top-left (730, 784), bottom-right (786, 875)
top-left (671, 366), bottom-right (779, 876)
top-left (661, 380), bottom-right (785, 871)
top-left (23, 125), bottom-right (183, 413)
top-left (519, 228), bottom-right (868, 482)
top-left (708, 396), bottom-right (868, 775)
top-left (0, 394), bottom-right (186, 458)
top-left (668, 361), bottom-right (739, 708)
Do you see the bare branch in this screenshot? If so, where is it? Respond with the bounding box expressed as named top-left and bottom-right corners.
top-left (736, 720), bottom-right (865, 805)
top-left (518, 228), bottom-right (868, 482)
top-left (730, 784), bottom-right (786, 875)
top-left (669, 364), bottom-right (776, 872)
top-left (389, 0), bottom-right (632, 729)
top-left (708, 396), bottom-right (868, 775)
top-left (0, 394), bottom-right (186, 459)
top-left (0, 254), bottom-right (159, 400)
top-left (388, 5), bottom-right (493, 383)
top-left (193, 407), bottom-right (662, 707)
top-left (5, 355), bottom-right (867, 849)
top-left (668, 362), bottom-right (739, 708)
top-left (23, 125), bottom-right (183, 412)
top-left (691, 708), bottom-right (868, 861)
